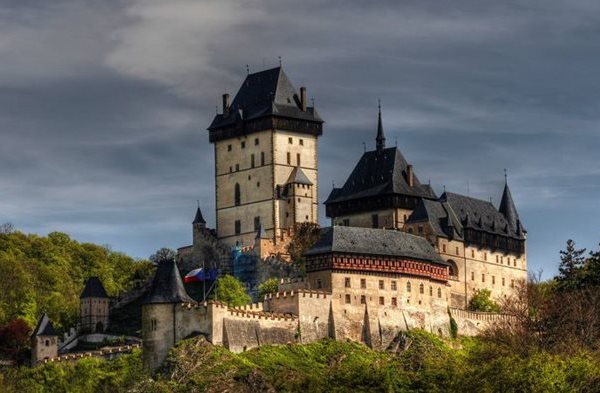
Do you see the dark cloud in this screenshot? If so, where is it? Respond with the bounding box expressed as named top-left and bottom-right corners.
top-left (1, 0), bottom-right (599, 277)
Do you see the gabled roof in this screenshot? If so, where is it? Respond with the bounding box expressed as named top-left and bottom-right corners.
top-left (286, 166), bottom-right (313, 185)
top-left (208, 67), bottom-right (323, 130)
top-left (325, 147), bottom-right (437, 204)
top-left (193, 206), bottom-right (206, 225)
top-left (80, 277), bottom-right (108, 299)
top-left (32, 313), bottom-right (56, 337)
top-left (143, 259), bottom-right (194, 304)
top-left (305, 226), bottom-right (447, 266)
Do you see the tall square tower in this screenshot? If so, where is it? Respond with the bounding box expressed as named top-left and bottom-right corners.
top-left (208, 67), bottom-right (324, 250)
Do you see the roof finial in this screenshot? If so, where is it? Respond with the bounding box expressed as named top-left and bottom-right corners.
top-left (246, 64), bottom-right (249, 74)
top-left (197, 199), bottom-right (200, 208)
top-left (504, 168), bottom-right (508, 184)
top-left (376, 99), bottom-right (386, 152)
top-left (278, 56), bottom-right (282, 67)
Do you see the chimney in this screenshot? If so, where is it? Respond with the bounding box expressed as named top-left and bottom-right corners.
top-left (407, 165), bottom-right (414, 187)
top-left (300, 87), bottom-right (307, 111)
top-left (222, 93), bottom-right (230, 114)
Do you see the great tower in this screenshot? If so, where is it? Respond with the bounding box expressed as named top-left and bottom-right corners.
top-left (208, 67), bottom-right (323, 253)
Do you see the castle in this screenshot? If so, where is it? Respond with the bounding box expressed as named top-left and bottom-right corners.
top-left (142, 66), bottom-right (528, 370)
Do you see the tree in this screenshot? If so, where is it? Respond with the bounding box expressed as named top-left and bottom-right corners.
top-left (469, 289), bottom-right (501, 312)
top-left (0, 222), bottom-right (14, 234)
top-left (0, 318), bottom-right (31, 360)
top-left (149, 248), bottom-right (176, 264)
top-left (257, 278), bottom-right (279, 298)
top-left (213, 275), bottom-right (251, 307)
top-left (286, 222), bottom-right (321, 276)
top-left (581, 243), bottom-right (600, 288)
top-left (556, 239), bottom-right (586, 291)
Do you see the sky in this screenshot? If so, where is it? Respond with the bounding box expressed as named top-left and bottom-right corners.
top-left (1, 0), bottom-right (599, 278)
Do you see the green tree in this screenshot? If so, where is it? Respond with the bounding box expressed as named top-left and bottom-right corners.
top-left (149, 247), bottom-right (176, 264)
top-left (214, 275), bottom-right (251, 307)
top-left (257, 278), bottom-right (279, 298)
top-left (556, 239), bottom-right (586, 291)
top-left (581, 243), bottom-right (600, 288)
top-left (469, 289), bottom-right (501, 312)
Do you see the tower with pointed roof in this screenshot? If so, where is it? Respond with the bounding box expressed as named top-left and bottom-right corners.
top-left (31, 313), bottom-right (58, 364)
top-left (325, 108), bottom-right (436, 229)
top-left (80, 276), bottom-right (110, 333)
top-left (208, 66), bottom-right (323, 254)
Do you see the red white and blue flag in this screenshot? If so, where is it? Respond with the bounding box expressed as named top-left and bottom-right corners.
top-left (184, 267), bottom-right (217, 283)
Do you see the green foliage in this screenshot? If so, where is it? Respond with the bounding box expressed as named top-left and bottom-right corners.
top-left (556, 239), bottom-right (587, 291)
top-left (257, 278), bottom-right (279, 298)
top-left (469, 289), bottom-right (501, 312)
top-left (213, 275), bottom-right (251, 307)
top-left (0, 230), bottom-right (153, 334)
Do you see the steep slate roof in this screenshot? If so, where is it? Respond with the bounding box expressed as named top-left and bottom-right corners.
top-left (325, 147), bottom-right (437, 204)
top-left (305, 226), bottom-right (447, 266)
top-left (32, 313), bottom-right (56, 337)
top-left (286, 166), bottom-right (313, 185)
top-left (407, 191), bottom-right (525, 240)
top-left (208, 67), bottom-right (322, 130)
top-left (498, 181), bottom-right (522, 233)
top-left (193, 206), bottom-right (206, 224)
top-left (80, 277), bottom-right (108, 299)
top-left (143, 259), bottom-right (194, 304)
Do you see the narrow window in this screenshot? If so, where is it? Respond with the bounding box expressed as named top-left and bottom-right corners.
top-left (379, 297), bottom-right (385, 305)
top-left (235, 164), bottom-right (239, 172)
top-left (511, 280), bottom-right (515, 288)
top-left (288, 137), bottom-right (293, 144)
top-left (360, 295), bottom-right (366, 304)
top-left (496, 255), bottom-right (499, 263)
top-left (227, 144), bottom-right (232, 151)
top-left (234, 183), bottom-right (241, 206)
top-left (257, 182), bottom-right (260, 188)
top-left (419, 283), bottom-right (424, 294)
top-left (345, 294), bottom-right (351, 304)
top-left (254, 216), bottom-right (260, 231)
top-left (241, 141), bottom-right (245, 149)
top-left (429, 286), bottom-right (433, 296)
top-left (234, 220), bottom-right (241, 235)
top-left (437, 288), bottom-right (442, 298)
top-left (255, 138), bottom-right (259, 145)
top-left (300, 139), bottom-right (304, 145)
top-left (297, 153), bottom-right (301, 166)
top-left (391, 281), bottom-right (397, 291)
top-left (456, 247), bottom-right (459, 255)
top-left (442, 244), bottom-right (446, 253)
top-left (407, 282), bottom-right (411, 292)
top-left (45, 340), bottom-right (49, 347)
top-left (418, 225), bottom-right (423, 234)
top-left (471, 271), bottom-right (475, 281)
top-left (360, 278), bottom-right (366, 289)
top-left (379, 280), bottom-right (384, 290)
top-left (316, 279), bottom-right (322, 289)
top-left (345, 277), bottom-right (351, 288)
top-left (492, 276), bottom-right (496, 285)
top-left (251, 154), bottom-right (255, 168)
top-left (484, 252), bottom-right (487, 261)
top-left (229, 166), bottom-right (232, 173)
top-left (261, 152), bottom-right (265, 166)
top-left (502, 277), bottom-right (505, 286)
top-left (514, 259), bottom-right (517, 267)
top-left (471, 249), bottom-right (475, 258)
top-left (287, 152), bottom-right (291, 165)
top-left (391, 297), bottom-right (397, 307)
top-left (371, 214), bottom-right (379, 228)
top-left (482, 274), bottom-right (485, 283)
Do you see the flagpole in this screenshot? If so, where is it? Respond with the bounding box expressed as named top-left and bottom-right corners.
top-left (203, 259), bottom-right (206, 302)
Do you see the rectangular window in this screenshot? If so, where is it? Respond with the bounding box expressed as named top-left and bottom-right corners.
top-left (379, 297), bottom-right (385, 305)
top-left (484, 252), bottom-right (487, 261)
top-left (371, 214), bottom-right (379, 228)
top-left (482, 274), bottom-right (485, 283)
top-left (241, 141), bottom-right (245, 149)
top-left (251, 154), bottom-right (255, 168)
top-left (471, 272), bottom-right (475, 281)
top-left (227, 144), bottom-right (232, 151)
top-left (316, 279), bottom-right (322, 289)
top-left (418, 225), bottom-right (423, 234)
top-left (254, 216), bottom-right (260, 231)
top-left (502, 277), bottom-right (505, 286)
top-left (360, 278), bottom-right (366, 289)
top-left (344, 277), bottom-right (351, 288)
top-left (297, 153), bottom-right (301, 166)
top-left (471, 249), bottom-right (475, 258)
top-left (299, 139), bottom-right (304, 145)
top-left (345, 294), bottom-right (351, 304)
top-left (261, 152), bottom-right (265, 166)
top-left (511, 280), bottom-right (515, 288)
top-left (288, 137), bottom-right (293, 144)
top-left (391, 281), bottom-right (397, 291)
top-left (235, 164), bottom-right (239, 172)
top-left (379, 280), bottom-right (384, 290)
top-left (229, 166), bottom-right (232, 173)
top-left (442, 244), bottom-right (446, 253)
top-left (343, 219), bottom-right (350, 226)
top-left (391, 297), bottom-right (397, 307)
top-left (360, 295), bottom-right (366, 304)
top-left (255, 138), bottom-right (259, 145)
top-left (287, 152), bottom-right (291, 165)
top-left (234, 220), bottom-right (241, 235)
top-left (496, 255), bottom-right (499, 263)
top-left (492, 276), bottom-right (496, 285)
top-left (456, 247), bottom-right (459, 255)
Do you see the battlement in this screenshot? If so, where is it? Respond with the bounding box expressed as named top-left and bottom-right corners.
top-left (226, 308), bottom-right (297, 321)
top-left (40, 344), bottom-right (140, 364)
top-left (449, 307), bottom-right (515, 322)
top-left (264, 289), bottom-right (331, 300)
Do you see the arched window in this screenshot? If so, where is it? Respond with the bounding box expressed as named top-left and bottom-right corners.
top-left (419, 283), bottom-right (424, 294)
top-left (406, 282), bottom-right (411, 292)
top-left (234, 183), bottom-right (241, 206)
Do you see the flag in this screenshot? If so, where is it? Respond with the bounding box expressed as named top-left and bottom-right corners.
top-left (184, 267), bottom-right (218, 283)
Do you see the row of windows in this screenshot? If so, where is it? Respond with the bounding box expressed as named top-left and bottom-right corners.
top-left (227, 137), bottom-right (305, 152)
top-left (439, 242), bottom-right (520, 267)
top-left (229, 152), bottom-right (266, 173)
top-left (343, 277), bottom-right (442, 296)
top-left (470, 272), bottom-right (515, 287)
top-left (343, 289), bottom-right (443, 306)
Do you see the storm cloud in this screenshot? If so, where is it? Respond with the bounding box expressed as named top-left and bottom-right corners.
top-left (1, 0), bottom-right (599, 276)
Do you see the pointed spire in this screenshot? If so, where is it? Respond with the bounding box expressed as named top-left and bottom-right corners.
top-left (376, 100), bottom-right (386, 152)
top-left (498, 173), bottom-right (520, 231)
top-left (193, 205), bottom-right (206, 225)
top-left (143, 258), bottom-right (194, 304)
top-left (32, 313), bottom-right (57, 337)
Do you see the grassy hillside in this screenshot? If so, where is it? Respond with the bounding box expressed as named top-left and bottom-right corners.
top-left (3, 331), bottom-right (599, 393)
